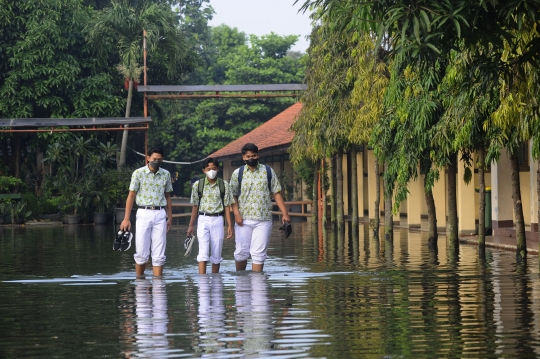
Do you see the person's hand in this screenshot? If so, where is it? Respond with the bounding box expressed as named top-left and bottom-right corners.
top-left (120, 219), bottom-right (131, 232)
top-left (166, 218), bottom-right (172, 233)
top-left (187, 225), bottom-right (194, 237)
top-left (227, 226), bottom-right (233, 239)
top-left (282, 214), bottom-right (291, 224)
top-left (234, 212), bottom-right (243, 226)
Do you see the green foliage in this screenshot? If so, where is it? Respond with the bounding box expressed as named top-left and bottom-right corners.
top-left (100, 167), bottom-right (135, 208)
top-left (43, 134), bottom-right (119, 216)
top-left (9, 201), bottom-right (32, 224)
top-left (295, 159), bottom-right (317, 200)
top-left (0, 0), bottom-right (125, 119)
top-left (0, 176), bottom-right (23, 193)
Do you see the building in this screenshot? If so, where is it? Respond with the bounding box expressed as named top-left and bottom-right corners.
top-left (210, 102), bottom-right (538, 240)
top-left (210, 103), bottom-right (307, 202)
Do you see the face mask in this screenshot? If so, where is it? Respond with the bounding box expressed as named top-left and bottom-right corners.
top-left (149, 161), bottom-right (161, 171)
top-left (245, 158), bottom-right (258, 167)
top-left (206, 170), bottom-right (218, 179)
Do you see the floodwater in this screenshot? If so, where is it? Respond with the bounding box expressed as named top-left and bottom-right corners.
top-left (1, 222), bottom-right (540, 358)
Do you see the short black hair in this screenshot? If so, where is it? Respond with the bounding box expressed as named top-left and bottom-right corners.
top-left (241, 143), bottom-right (259, 154)
top-left (202, 157), bottom-right (219, 170)
top-left (148, 147), bottom-right (164, 157)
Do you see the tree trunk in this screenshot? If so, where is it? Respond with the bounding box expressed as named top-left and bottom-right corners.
top-left (509, 153), bottom-right (526, 262)
top-left (329, 155), bottom-right (336, 227)
top-left (537, 159), bottom-right (540, 256)
top-left (447, 153), bottom-right (458, 249)
top-left (322, 159), bottom-right (327, 227)
top-left (336, 151), bottom-right (345, 232)
top-left (384, 161), bottom-right (393, 241)
top-left (118, 79), bottom-right (133, 170)
top-left (13, 135), bottom-right (21, 193)
top-left (424, 174), bottom-right (438, 248)
top-left (351, 147), bottom-right (359, 227)
top-left (312, 160), bottom-right (319, 224)
top-left (373, 158), bottom-right (381, 238)
top-left (478, 147), bottom-right (486, 257)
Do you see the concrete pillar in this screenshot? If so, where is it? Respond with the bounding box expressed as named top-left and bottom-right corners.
top-left (356, 151), bottom-right (364, 221)
top-left (457, 153), bottom-right (476, 235)
top-left (432, 171), bottom-right (447, 231)
top-left (367, 150), bottom-right (379, 219)
top-left (342, 153), bottom-right (349, 216)
top-left (492, 150), bottom-right (514, 234)
top-left (530, 142), bottom-right (538, 237)
top-left (407, 175), bottom-right (423, 230)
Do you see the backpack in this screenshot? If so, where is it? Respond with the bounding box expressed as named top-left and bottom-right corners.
top-left (237, 165), bottom-right (272, 197)
top-left (198, 178), bottom-right (225, 209)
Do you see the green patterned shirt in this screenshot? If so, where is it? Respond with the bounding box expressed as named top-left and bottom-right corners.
top-left (129, 166), bottom-right (173, 206)
top-left (190, 178), bottom-right (233, 213)
top-left (229, 164), bottom-right (281, 221)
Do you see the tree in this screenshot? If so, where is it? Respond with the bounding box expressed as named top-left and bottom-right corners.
top-left (0, 0), bottom-right (125, 195)
top-left (150, 25), bottom-right (305, 193)
top-left (86, 0), bottom-right (188, 169)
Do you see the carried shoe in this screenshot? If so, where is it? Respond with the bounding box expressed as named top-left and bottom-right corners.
top-left (279, 221), bottom-right (292, 239)
top-left (120, 231), bottom-right (133, 251)
top-left (113, 230), bottom-right (123, 251)
top-left (184, 235), bottom-right (195, 257)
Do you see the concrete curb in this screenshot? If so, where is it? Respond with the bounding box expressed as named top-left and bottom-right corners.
top-left (459, 237), bottom-right (539, 255)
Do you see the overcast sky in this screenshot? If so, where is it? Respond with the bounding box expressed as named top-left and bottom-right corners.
top-left (207, 0), bottom-right (313, 53)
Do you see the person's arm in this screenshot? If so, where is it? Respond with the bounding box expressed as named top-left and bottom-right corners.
top-left (187, 205), bottom-right (198, 236)
top-left (225, 205), bottom-right (233, 238)
top-left (120, 191), bottom-right (136, 231)
top-left (232, 196), bottom-right (243, 226)
top-left (165, 192), bottom-right (172, 233)
top-left (273, 192), bottom-right (290, 223)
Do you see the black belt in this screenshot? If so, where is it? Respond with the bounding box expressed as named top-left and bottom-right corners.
top-left (141, 206), bottom-right (164, 210)
top-left (199, 212), bottom-right (223, 217)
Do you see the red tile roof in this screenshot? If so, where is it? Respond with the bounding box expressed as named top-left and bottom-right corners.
top-left (210, 102), bottom-right (302, 160)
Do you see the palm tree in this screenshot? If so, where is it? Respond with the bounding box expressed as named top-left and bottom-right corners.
top-left (86, 0), bottom-right (187, 169)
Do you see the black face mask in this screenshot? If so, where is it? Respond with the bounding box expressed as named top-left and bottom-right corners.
top-left (149, 161), bottom-right (161, 171)
top-left (245, 158), bottom-right (258, 167)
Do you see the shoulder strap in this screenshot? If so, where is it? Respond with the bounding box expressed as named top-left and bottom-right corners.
top-left (265, 165), bottom-right (272, 194)
top-left (197, 179), bottom-right (205, 207)
top-left (238, 166), bottom-right (245, 197)
top-left (218, 178), bottom-right (225, 209)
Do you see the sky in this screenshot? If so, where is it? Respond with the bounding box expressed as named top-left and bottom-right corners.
top-left (207, 0), bottom-right (313, 53)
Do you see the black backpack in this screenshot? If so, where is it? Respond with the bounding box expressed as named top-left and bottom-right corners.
top-left (237, 165), bottom-right (272, 196)
top-left (197, 178), bottom-right (225, 209)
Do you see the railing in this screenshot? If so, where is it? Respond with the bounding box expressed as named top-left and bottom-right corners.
top-left (171, 200), bottom-right (313, 218)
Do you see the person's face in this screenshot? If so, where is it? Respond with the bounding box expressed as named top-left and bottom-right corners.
top-left (242, 151), bottom-right (259, 162)
top-left (203, 162), bottom-right (218, 173)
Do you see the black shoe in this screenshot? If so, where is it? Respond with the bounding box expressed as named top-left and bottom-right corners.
top-left (120, 231), bottom-right (133, 251)
top-left (113, 230), bottom-right (123, 251)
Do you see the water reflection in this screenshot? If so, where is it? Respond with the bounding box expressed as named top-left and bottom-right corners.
top-left (235, 273), bottom-right (272, 355)
top-left (196, 274), bottom-right (225, 355)
top-left (132, 279), bottom-right (170, 358)
top-left (3, 223), bottom-right (540, 358)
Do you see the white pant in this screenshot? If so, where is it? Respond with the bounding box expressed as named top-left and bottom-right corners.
top-left (234, 220), bottom-right (272, 264)
top-left (197, 215), bottom-right (224, 264)
top-left (134, 208), bottom-right (167, 266)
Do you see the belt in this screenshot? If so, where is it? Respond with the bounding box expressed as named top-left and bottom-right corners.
top-left (141, 206), bottom-right (165, 210)
top-left (199, 212), bottom-right (223, 217)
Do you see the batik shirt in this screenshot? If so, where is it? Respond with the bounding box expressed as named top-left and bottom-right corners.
top-left (190, 178), bottom-right (233, 213)
top-left (229, 164), bottom-right (281, 221)
top-left (129, 165), bottom-right (173, 206)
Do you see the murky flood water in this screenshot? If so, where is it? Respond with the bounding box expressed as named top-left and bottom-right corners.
top-left (1, 222), bottom-right (540, 358)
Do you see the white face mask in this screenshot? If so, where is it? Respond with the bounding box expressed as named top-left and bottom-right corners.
top-left (206, 170), bottom-right (218, 179)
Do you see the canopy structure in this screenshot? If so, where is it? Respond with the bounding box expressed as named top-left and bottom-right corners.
top-left (0, 117), bottom-right (151, 132)
top-left (0, 117), bottom-right (152, 154)
top-left (138, 84), bottom-right (308, 100)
